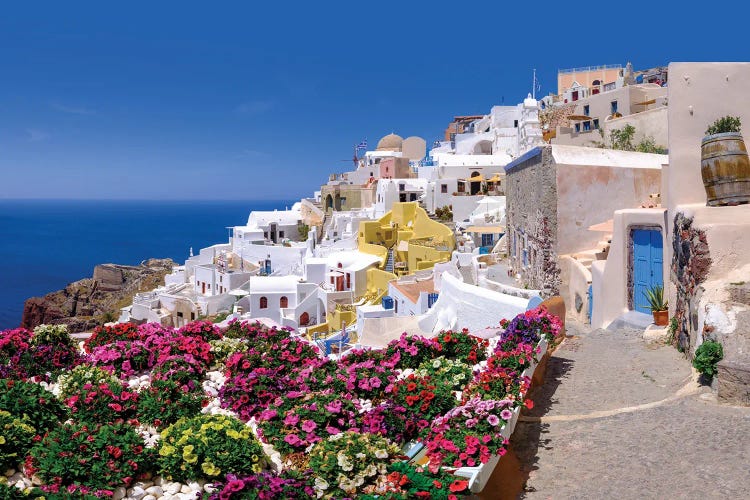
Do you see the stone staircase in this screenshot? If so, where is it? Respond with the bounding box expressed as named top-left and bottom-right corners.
top-left (385, 248), bottom-right (395, 273)
top-left (571, 234), bottom-right (612, 272)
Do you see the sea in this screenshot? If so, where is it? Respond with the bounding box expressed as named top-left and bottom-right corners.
top-left (0, 199), bottom-right (295, 330)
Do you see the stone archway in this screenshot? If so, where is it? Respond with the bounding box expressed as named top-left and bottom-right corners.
top-left (325, 195), bottom-right (334, 212)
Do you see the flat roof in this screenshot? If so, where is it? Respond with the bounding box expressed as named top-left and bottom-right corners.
top-left (390, 277), bottom-right (436, 304)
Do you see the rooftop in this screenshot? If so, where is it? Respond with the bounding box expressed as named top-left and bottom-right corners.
top-left (390, 276), bottom-right (436, 304)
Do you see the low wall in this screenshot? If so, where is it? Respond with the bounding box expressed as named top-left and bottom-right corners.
top-left (558, 256), bottom-right (591, 324)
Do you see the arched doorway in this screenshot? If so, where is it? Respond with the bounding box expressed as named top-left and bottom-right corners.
top-left (299, 312), bottom-right (310, 326)
top-left (269, 223), bottom-right (278, 243)
top-left (470, 171), bottom-right (482, 195)
top-left (280, 296), bottom-right (288, 308)
top-left (325, 195), bottom-right (334, 212)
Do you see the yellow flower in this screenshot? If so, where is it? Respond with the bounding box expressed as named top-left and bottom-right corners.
top-left (159, 445), bottom-right (176, 457)
top-left (0, 436), bottom-right (5, 445)
top-left (225, 429), bottom-right (240, 439)
top-left (184, 453), bottom-right (198, 464)
top-left (201, 461), bottom-right (221, 476)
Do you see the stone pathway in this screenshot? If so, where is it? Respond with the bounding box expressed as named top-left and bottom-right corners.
top-left (507, 320), bottom-right (750, 499)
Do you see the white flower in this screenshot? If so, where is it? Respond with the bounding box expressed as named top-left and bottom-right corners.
top-left (432, 359), bottom-right (442, 369)
top-left (374, 449), bottom-right (389, 459)
top-left (314, 477), bottom-right (329, 491)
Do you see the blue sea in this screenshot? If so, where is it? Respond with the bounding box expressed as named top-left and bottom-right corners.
top-left (0, 199), bottom-right (294, 329)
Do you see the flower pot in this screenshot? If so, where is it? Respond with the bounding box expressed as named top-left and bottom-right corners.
top-left (701, 132), bottom-right (750, 206)
top-left (652, 309), bottom-right (668, 326)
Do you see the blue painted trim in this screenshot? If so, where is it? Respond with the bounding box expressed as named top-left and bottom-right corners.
top-left (504, 146), bottom-right (543, 173)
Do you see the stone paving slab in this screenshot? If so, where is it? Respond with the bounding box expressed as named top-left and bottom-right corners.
top-left (510, 320), bottom-right (750, 499)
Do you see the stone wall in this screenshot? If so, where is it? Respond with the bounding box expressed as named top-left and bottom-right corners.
top-left (506, 147), bottom-right (561, 297)
top-left (671, 212), bottom-right (712, 353)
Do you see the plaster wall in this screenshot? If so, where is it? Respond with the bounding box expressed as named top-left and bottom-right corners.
top-left (602, 106), bottom-right (668, 148)
top-left (558, 256), bottom-right (592, 324)
top-left (555, 163), bottom-right (661, 255)
top-left (591, 208), bottom-right (667, 329)
top-left (418, 273), bottom-right (529, 333)
top-left (451, 195), bottom-right (484, 223)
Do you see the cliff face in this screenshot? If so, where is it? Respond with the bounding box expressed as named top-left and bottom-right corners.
top-left (21, 258), bottom-right (175, 332)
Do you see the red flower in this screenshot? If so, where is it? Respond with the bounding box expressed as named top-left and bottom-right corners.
top-left (525, 398), bottom-right (534, 409)
top-left (449, 479), bottom-right (469, 492)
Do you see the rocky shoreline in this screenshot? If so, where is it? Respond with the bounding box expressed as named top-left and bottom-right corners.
top-left (21, 259), bottom-right (174, 332)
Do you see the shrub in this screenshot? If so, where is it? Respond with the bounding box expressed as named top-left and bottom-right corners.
top-left (499, 307), bottom-right (562, 345)
top-left (0, 328), bottom-right (32, 365)
top-left (384, 334), bottom-right (439, 370)
top-left (308, 431), bottom-right (400, 497)
top-left (434, 329), bottom-right (489, 364)
top-left (63, 380), bottom-right (139, 424)
top-left (151, 355), bottom-right (206, 385)
top-left (0, 410), bottom-right (35, 471)
top-left (177, 320), bottom-right (222, 341)
top-left (463, 367), bottom-right (530, 405)
top-left (387, 374), bottom-right (456, 424)
top-left (705, 116), bottom-right (742, 136)
top-left (84, 323), bottom-right (140, 352)
top-left (204, 470), bottom-right (316, 500)
top-left (137, 378), bottom-right (207, 428)
top-left (89, 340), bottom-right (154, 378)
top-left (0, 379), bottom-right (68, 433)
top-left (157, 414), bottom-right (266, 482)
top-left (219, 367), bottom-right (289, 422)
top-left (423, 398), bottom-right (513, 472)
top-left (209, 337), bottom-right (249, 369)
top-left (256, 392), bottom-right (360, 457)
top-left (31, 324), bottom-right (74, 348)
top-left (58, 365), bottom-right (120, 401)
top-left (28, 422), bottom-right (153, 491)
top-left (414, 356), bottom-right (473, 392)
top-left (693, 340), bottom-right (724, 378)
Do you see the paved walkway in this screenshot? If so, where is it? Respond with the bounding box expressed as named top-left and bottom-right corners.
top-left (508, 320), bottom-right (750, 499)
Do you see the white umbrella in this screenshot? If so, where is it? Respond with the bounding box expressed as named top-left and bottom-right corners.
top-left (228, 289), bottom-right (249, 298)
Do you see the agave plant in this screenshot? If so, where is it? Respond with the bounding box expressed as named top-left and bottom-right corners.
top-left (644, 284), bottom-right (667, 311)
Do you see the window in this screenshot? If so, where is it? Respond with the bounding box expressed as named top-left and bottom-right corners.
top-left (481, 233), bottom-right (494, 247)
top-left (583, 105), bottom-right (590, 116)
top-left (259, 296), bottom-right (268, 309)
top-left (280, 296), bottom-right (288, 308)
top-left (611, 100), bottom-right (618, 114)
top-left (410, 193), bottom-right (417, 201)
top-left (177, 311), bottom-right (183, 318)
top-left (513, 120), bottom-right (518, 128)
top-left (574, 123), bottom-right (581, 133)
top-left (399, 184), bottom-right (405, 191)
top-left (346, 273), bottom-right (351, 289)
top-left (441, 184), bottom-right (448, 193)
top-left (264, 231), bottom-right (268, 239)
top-left (457, 183), bottom-right (465, 193)
top-left (583, 121), bottom-right (591, 131)
top-left (190, 312), bottom-right (195, 320)
top-left (593, 119), bottom-right (600, 129)
top-left (279, 231), bottom-right (285, 238)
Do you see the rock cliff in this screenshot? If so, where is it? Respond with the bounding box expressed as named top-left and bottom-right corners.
top-left (21, 258), bottom-right (174, 332)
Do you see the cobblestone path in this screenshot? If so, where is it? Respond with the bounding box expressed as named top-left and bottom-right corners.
top-left (507, 321), bottom-right (750, 499)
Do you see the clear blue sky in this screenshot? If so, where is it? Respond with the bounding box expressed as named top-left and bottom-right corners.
top-left (0, 1), bottom-right (744, 200)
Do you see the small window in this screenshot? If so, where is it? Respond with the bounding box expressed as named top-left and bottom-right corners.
top-left (280, 296), bottom-right (288, 308)
top-left (583, 105), bottom-right (590, 116)
top-left (611, 101), bottom-right (618, 114)
top-left (457, 183), bottom-right (465, 193)
top-left (259, 296), bottom-right (268, 309)
top-left (583, 121), bottom-right (591, 131)
top-left (574, 123), bottom-right (581, 133)
top-left (513, 120), bottom-right (518, 128)
top-left (190, 312), bottom-right (195, 320)
top-left (593, 119), bottom-right (600, 129)
top-left (177, 311), bottom-right (183, 318)
top-left (410, 193), bottom-right (417, 201)
top-left (399, 184), bottom-right (405, 191)
top-left (264, 231), bottom-right (268, 239)
top-left (279, 231), bottom-right (285, 238)
top-left (441, 184), bottom-right (448, 193)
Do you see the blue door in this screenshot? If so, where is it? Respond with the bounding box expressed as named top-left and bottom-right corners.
top-left (632, 229), bottom-right (663, 314)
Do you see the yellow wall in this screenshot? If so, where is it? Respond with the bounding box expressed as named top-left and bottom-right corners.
top-left (358, 202), bottom-right (455, 274)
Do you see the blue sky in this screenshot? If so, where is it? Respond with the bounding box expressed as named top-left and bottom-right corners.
top-left (0, 1), bottom-right (745, 200)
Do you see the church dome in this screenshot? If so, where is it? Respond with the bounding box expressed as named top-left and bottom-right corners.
top-left (376, 133), bottom-right (403, 152)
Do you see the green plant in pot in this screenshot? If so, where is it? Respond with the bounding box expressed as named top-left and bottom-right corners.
top-left (701, 116), bottom-right (750, 206)
top-left (644, 284), bottom-right (668, 326)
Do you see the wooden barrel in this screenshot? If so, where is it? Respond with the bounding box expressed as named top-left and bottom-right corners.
top-left (701, 132), bottom-right (750, 206)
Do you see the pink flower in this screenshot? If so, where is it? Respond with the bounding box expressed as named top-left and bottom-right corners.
top-left (283, 434), bottom-right (301, 446)
top-left (283, 413), bottom-right (300, 426)
top-left (487, 414), bottom-right (500, 426)
top-left (500, 409), bottom-right (513, 420)
top-left (301, 420), bottom-right (317, 432)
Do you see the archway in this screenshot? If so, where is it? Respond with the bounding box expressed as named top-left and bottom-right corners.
top-left (473, 140), bottom-right (492, 155)
top-left (325, 195), bottom-right (334, 212)
top-left (299, 312), bottom-right (310, 326)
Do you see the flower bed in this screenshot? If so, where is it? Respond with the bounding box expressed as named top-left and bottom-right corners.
top-left (0, 309), bottom-right (563, 498)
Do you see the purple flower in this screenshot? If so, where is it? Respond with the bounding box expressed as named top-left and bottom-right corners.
top-left (487, 414), bottom-right (500, 426)
top-left (500, 409), bottom-right (513, 421)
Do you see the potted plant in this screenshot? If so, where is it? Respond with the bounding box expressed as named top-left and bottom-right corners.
top-left (644, 284), bottom-right (668, 326)
top-left (692, 339), bottom-right (724, 385)
top-left (701, 116), bottom-right (750, 206)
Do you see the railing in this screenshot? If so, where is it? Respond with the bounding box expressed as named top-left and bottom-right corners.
top-left (558, 64), bottom-right (621, 74)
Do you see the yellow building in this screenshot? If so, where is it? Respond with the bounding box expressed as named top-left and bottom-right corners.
top-left (358, 202), bottom-right (455, 275)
